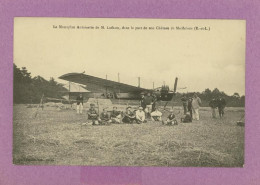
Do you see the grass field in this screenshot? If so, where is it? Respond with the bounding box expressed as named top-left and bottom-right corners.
top-left (13, 104), bottom-right (244, 167)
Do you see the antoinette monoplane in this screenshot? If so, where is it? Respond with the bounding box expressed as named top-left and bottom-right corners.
top-left (59, 72), bottom-right (178, 108)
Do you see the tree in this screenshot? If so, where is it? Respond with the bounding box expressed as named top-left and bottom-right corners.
top-left (233, 92), bottom-right (240, 98)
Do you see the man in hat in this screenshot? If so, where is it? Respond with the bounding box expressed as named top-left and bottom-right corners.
top-left (88, 103), bottom-right (99, 125)
top-left (135, 106), bottom-right (146, 124)
top-left (76, 93), bottom-right (84, 114)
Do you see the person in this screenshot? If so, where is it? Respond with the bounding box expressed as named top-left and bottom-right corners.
top-left (187, 97), bottom-right (193, 119)
top-left (181, 112), bottom-right (192, 123)
top-left (87, 104), bottom-right (99, 125)
top-left (192, 93), bottom-right (202, 121)
top-left (209, 98), bottom-right (217, 118)
top-left (140, 94), bottom-right (146, 110)
top-left (99, 108), bottom-right (112, 125)
top-left (163, 110), bottom-right (178, 125)
top-left (181, 94), bottom-right (188, 114)
top-left (122, 107), bottom-right (136, 123)
top-left (110, 106), bottom-right (122, 123)
top-left (76, 94), bottom-right (84, 114)
top-left (135, 106), bottom-right (146, 124)
top-left (152, 94), bottom-right (157, 112)
top-left (217, 96), bottom-right (226, 118)
top-left (144, 93), bottom-right (153, 118)
top-left (151, 107), bottom-right (162, 121)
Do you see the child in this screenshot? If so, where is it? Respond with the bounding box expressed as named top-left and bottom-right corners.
top-left (87, 104), bottom-right (99, 125)
top-left (110, 106), bottom-right (122, 123)
top-left (99, 108), bottom-right (112, 125)
top-left (163, 110), bottom-right (178, 125)
top-left (181, 112), bottom-right (192, 123)
top-left (122, 107), bottom-right (136, 123)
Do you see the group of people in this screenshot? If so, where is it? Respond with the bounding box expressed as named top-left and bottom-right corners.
top-left (209, 97), bottom-right (226, 118)
top-left (181, 93), bottom-right (227, 120)
top-left (76, 92), bottom-right (227, 126)
top-left (181, 93), bottom-right (202, 121)
top-left (85, 103), bottom-right (169, 125)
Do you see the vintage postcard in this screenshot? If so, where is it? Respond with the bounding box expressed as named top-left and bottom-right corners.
top-left (13, 18), bottom-right (245, 167)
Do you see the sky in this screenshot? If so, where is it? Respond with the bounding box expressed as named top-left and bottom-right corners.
top-left (14, 18), bottom-right (245, 95)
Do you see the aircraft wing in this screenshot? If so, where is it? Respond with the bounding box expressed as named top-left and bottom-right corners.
top-left (59, 73), bottom-right (149, 93)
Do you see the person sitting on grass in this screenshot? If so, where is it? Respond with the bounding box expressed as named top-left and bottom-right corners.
top-left (163, 110), bottom-right (178, 125)
top-left (122, 106), bottom-right (136, 124)
top-left (151, 107), bottom-right (162, 121)
top-left (99, 108), bottom-right (112, 125)
top-left (87, 103), bottom-right (99, 125)
top-left (181, 112), bottom-right (192, 123)
top-left (110, 106), bottom-right (122, 123)
top-left (135, 106), bottom-right (146, 124)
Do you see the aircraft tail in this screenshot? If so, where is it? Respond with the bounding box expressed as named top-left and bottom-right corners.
top-left (173, 77), bottom-right (178, 93)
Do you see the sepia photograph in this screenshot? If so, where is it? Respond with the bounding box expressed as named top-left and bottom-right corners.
top-left (13, 18), bottom-right (245, 167)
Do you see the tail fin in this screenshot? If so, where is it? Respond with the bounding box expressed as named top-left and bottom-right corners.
top-left (173, 77), bottom-right (178, 93)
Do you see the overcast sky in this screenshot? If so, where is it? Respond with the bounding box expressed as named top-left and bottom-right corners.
top-left (14, 18), bottom-right (245, 95)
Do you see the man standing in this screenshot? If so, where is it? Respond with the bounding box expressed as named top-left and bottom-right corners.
top-left (181, 94), bottom-right (188, 114)
top-left (209, 98), bottom-right (217, 118)
top-left (152, 93), bottom-right (157, 112)
top-left (187, 97), bottom-right (193, 119)
top-left (140, 94), bottom-right (146, 110)
top-left (76, 93), bottom-right (84, 114)
top-left (144, 92), bottom-right (153, 118)
top-left (192, 93), bottom-right (202, 121)
top-left (217, 96), bottom-right (226, 118)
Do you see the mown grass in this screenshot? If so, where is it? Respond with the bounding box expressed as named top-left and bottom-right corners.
top-left (13, 104), bottom-right (244, 167)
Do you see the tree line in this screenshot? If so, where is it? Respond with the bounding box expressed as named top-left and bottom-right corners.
top-left (13, 64), bottom-right (245, 107)
top-left (13, 64), bottom-right (66, 104)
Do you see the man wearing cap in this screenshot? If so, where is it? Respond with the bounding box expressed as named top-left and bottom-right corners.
top-left (135, 106), bottom-right (146, 124)
top-left (76, 94), bottom-right (84, 114)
